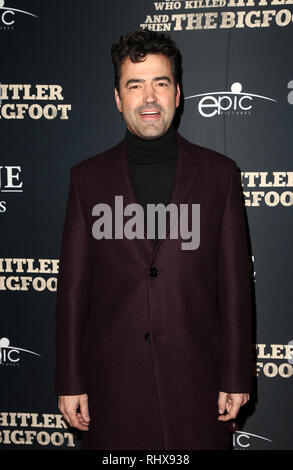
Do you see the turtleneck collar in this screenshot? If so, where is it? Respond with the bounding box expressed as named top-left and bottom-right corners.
top-left (126, 125), bottom-right (177, 165)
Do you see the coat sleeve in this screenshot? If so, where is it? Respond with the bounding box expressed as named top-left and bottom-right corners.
top-left (54, 166), bottom-right (91, 396)
top-left (217, 161), bottom-right (253, 393)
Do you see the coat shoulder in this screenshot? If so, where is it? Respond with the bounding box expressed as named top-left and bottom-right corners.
top-left (177, 132), bottom-right (238, 172)
top-left (70, 139), bottom-right (125, 179)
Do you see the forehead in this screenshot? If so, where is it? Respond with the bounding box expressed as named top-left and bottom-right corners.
top-left (120, 53), bottom-right (173, 82)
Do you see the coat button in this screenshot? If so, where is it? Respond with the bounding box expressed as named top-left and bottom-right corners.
top-left (144, 333), bottom-right (151, 342)
top-left (149, 267), bottom-right (158, 277)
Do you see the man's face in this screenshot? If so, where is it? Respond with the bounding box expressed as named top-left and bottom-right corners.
top-left (114, 53), bottom-right (180, 139)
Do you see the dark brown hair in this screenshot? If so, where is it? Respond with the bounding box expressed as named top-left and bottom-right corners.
top-left (111, 29), bottom-right (181, 94)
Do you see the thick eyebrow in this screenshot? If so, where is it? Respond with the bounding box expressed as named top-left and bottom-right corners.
top-left (125, 76), bottom-right (171, 88)
top-left (125, 78), bottom-right (144, 88)
top-left (153, 76), bottom-right (171, 83)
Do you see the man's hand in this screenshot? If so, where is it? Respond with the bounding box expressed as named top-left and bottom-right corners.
top-left (58, 393), bottom-right (90, 431)
top-left (217, 391), bottom-right (249, 421)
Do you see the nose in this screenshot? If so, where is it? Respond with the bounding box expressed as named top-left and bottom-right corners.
top-left (143, 83), bottom-right (158, 104)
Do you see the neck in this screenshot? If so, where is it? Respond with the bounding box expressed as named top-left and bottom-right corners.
top-left (126, 125), bottom-right (177, 165)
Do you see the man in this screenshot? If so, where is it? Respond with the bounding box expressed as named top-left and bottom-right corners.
top-left (55, 29), bottom-right (252, 450)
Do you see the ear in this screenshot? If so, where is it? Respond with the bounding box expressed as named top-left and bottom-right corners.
top-left (114, 88), bottom-right (122, 113)
top-left (175, 83), bottom-right (181, 108)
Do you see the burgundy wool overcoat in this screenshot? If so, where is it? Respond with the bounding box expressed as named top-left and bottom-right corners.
top-left (54, 132), bottom-right (253, 450)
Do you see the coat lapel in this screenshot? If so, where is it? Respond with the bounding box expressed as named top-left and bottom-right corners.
top-left (107, 132), bottom-right (200, 254)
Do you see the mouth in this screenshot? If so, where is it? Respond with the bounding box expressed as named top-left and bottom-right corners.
top-left (139, 110), bottom-right (161, 121)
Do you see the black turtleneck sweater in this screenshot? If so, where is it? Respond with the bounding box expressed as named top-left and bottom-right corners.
top-left (126, 125), bottom-right (178, 245)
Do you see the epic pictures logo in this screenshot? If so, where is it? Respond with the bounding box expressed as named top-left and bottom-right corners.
top-left (0, 1), bottom-right (37, 29)
top-left (233, 431), bottom-right (273, 449)
top-left (185, 82), bottom-right (276, 117)
top-left (0, 337), bottom-right (40, 366)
